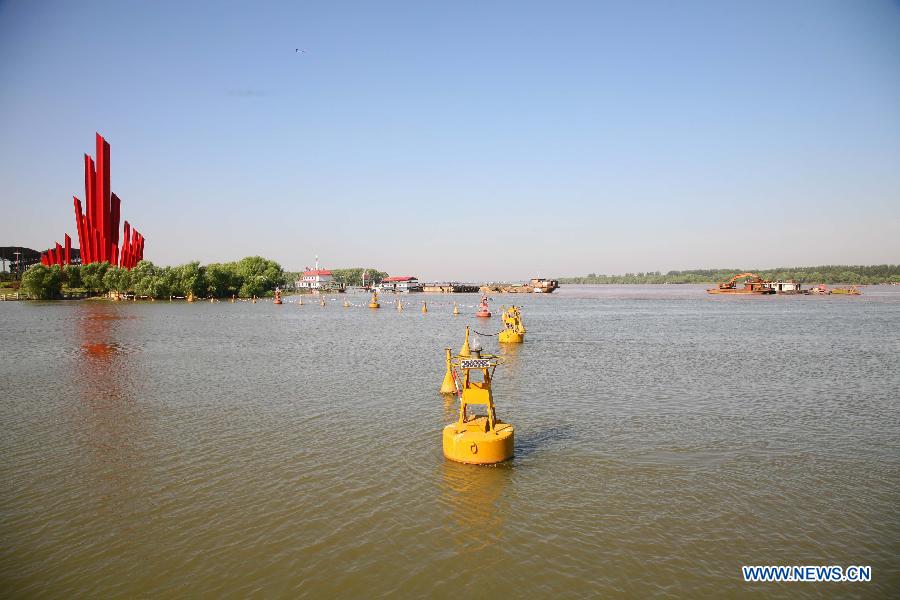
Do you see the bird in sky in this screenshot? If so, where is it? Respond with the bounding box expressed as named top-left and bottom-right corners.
top-left (295, 48), bottom-right (307, 54)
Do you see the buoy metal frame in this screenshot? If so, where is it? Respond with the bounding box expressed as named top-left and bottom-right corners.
top-left (442, 327), bottom-right (514, 465)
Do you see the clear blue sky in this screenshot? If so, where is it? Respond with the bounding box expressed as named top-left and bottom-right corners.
top-left (1, 0), bottom-right (898, 280)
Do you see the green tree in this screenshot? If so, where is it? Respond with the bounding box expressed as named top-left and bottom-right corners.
top-left (102, 267), bottom-right (133, 295)
top-left (63, 264), bottom-right (83, 289)
top-left (21, 265), bottom-right (62, 299)
top-left (80, 262), bottom-right (110, 293)
top-left (330, 267), bottom-right (389, 286)
top-left (236, 256), bottom-right (283, 297)
top-left (174, 262), bottom-right (205, 297)
top-left (204, 263), bottom-right (240, 298)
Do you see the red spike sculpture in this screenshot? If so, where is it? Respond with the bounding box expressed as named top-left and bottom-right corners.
top-left (43, 133), bottom-right (145, 268)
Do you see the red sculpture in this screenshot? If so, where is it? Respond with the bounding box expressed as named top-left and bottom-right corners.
top-left (41, 133), bottom-right (145, 269)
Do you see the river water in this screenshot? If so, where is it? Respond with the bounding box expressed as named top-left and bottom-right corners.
top-left (1, 285), bottom-right (898, 598)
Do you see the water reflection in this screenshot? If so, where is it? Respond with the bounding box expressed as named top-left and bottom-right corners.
top-left (439, 460), bottom-right (512, 552)
top-left (67, 303), bottom-right (148, 509)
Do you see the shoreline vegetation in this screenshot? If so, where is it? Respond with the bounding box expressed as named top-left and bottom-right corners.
top-left (7, 258), bottom-right (389, 301)
top-left (4, 262), bottom-right (900, 301)
top-left (558, 265), bottom-right (900, 286)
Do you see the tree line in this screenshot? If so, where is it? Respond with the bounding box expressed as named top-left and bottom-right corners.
top-left (559, 265), bottom-right (900, 285)
top-left (19, 258), bottom-right (392, 300)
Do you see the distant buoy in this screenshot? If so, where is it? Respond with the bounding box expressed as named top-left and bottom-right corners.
top-left (368, 291), bottom-right (380, 309)
top-left (452, 302), bottom-right (460, 315)
top-left (498, 305), bottom-right (525, 343)
top-left (273, 290), bottom-right (283, 305)
top-left (475, 294), bottom-right (491, 318)
top-left (344, 300), bottom-right (350, 307)
top-left (422, 301), bottom-right (427, 314)
top-left (397, 299), bottom-right (403, 312)
top-left (231, 294), bottom-right (235, 303)
top-left (320, 297), bottom-right (326, 306)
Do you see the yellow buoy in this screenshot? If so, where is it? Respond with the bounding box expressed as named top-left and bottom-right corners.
top-left (498, 305), bottom-right (526, 343)
top-left (320, 297), bottom-right (326, 306)
top-left (368, 291), bottom-right (380, 309)
top-left (344, 300), bottom-right (350, 307)
top-left (397, 299), bottom-right (403, 311)
top-left (441, 332), bottom-right (514, 465)
top-left (459, 326), bottom-right (472, 357)
top-left (422, 301), bottom-right (427, 314)
top-left (231, 294), bottom-right (235, 303)
top-left (187, 292), bottom-right (195, 303)
top-left (452, 302), bottom-right (460, 315)
top-left (298, 297), bottom-right (303, 306)
top-left (440, 348), bottom-right (456, 395)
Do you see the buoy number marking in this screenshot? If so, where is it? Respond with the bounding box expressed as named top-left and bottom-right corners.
top-left (460, 359), bottom-right (491, 369)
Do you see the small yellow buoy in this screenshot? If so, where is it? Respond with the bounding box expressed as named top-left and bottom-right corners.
top-left (231, 294), bottom-right (235, 303)
top-left (440, 348), bottom-right (456, 395)
top-left (498, 305), bottom-right (526, 343)
top-left (397, 299), bottom-right (403, 311)
top-left (187, 292), bottom-right (195, 303)
top-left (452, 302), bottom-right (459, 315)
top-left (368, 291), bottom-right (380, 309)
top-left (422, 301), bottom-right (427, 314)
top-left (252, 295), bottom-right (256, 304)
top-left (459, 326), bottom-right (472, 357)
top-left (320, 297), bottom-right (326, 306)
top-left (441, 331), bottom-right (514, 464)
top-left (298, 297), bottom-right (303, 306)
top-left (344, 300), bottom-right (350, 307)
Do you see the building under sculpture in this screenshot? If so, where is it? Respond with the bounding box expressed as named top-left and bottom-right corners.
top-left (40, 133), bottom-right (145, 269)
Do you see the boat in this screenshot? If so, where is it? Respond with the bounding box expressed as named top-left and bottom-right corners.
top-left (830, 286), bottom-right (861, 295)
top-left (764, 280), bottom-right (804, 294)
top-left (530, 278), bottom-right (559, 293)
top-left (707, 273), bottom-right (775, 295)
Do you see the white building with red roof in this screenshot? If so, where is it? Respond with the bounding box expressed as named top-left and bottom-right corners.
top-left (295, 256), bottom-right (335, 290)
top-left (378, 276), bottom-right (421, 292)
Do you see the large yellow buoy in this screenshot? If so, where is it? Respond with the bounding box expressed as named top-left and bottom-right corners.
top-left (498, 305), bottom-right (526, 343)
top-left (442, 332), bottom-right (514, 465)
top-left (368, 291), bottom-right (380, 309)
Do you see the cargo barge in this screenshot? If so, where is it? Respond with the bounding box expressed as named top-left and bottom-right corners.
top-left (707, 273), bottom-right (775, 295)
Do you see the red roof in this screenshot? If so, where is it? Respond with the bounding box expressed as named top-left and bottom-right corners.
top-left (383, 276), bottom-right (417, 282)
top-left (303, 269), bottom-right (332, 276)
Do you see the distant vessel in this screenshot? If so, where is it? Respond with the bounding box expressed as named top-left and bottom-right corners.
top-left (764, 280), bottom-right (803, 294)
top-left (830, 286), bottom-right (861, 295)
top-left (480, 278), bottom-right (559, 294)
top-left (707, 273), bottom-right (775, 295)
